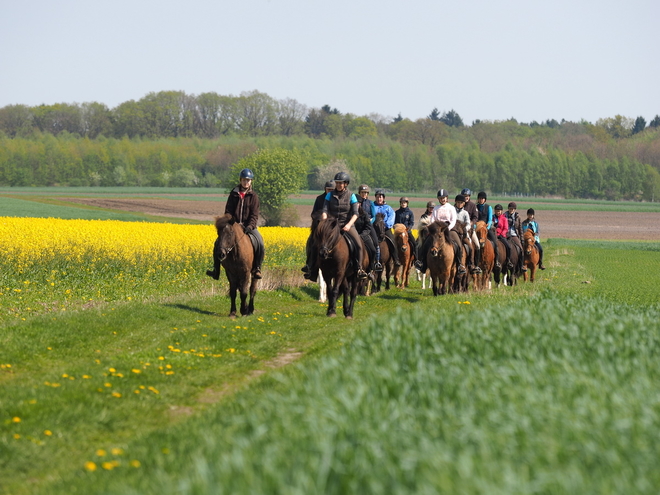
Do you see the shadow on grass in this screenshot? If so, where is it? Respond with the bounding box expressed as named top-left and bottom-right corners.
top-left (165, 303), bottom-right (219, 316)
top-left (377, 293), bottom-right (425, 304)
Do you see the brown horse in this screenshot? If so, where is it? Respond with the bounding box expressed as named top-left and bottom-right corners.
top-left (211, 214), bottom-right (258, 317)
top-left (314, 218), bottom-right (362, 318)
top-left (426, 222), bottom-right (455, 296)
top-left (474, 221), bottom-right (494, 290)
top-left (451, 223), bottom-right (471, 293)
top-left (392, 223), bottom-right (412, 288)
top-left (522, 229), bottom-right (540, 282)
top-left (373, 213), bottom-right (394, 292)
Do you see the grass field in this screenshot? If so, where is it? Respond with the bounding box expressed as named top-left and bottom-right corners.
top-left (2, 200), bottom-right (660, 494)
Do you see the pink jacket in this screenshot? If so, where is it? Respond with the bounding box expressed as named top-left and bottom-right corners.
top-left (494, 213), bottom-right (508, 238)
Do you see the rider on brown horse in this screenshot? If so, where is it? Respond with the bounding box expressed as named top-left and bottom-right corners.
top-left (414, 189), bottom-right (467, 276)
top-left (321, 172), bottom-right (368, 280)
top-left (302, 180), bottom-right (335, 281)
top-left (206, 167), bottom-right (264, 280)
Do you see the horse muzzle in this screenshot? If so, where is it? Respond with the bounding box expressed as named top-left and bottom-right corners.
top-left (430, 248), bottom-right (439, 257)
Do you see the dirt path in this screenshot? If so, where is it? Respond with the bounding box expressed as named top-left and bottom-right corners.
top-left (61, 197), bottom-right (660, 241)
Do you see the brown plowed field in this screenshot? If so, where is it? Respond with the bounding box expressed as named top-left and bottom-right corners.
top-left (61, 196), bottom-right (660, 241)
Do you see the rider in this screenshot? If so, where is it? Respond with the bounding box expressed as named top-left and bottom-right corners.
top-left (394, 196), bottom-right (418, 261)
top-left (414, 189), bottom-right (467, 275)
top-left (493, 204), bottom-right (514, 270)
top-left (321, 172), bottom-right (368, 280)
top-left (462, 188), bottom-right (481, 274)
top-left (207, 167), bottom-right (264, 280)
top-left (454, 194), bottom-right (477, 273)
top-left (521, 208), bottom-right (546, 270)
top-left (356, 186), bottom-right (383, 272)
top-left (476, 191), bottom-right (502, 268)
top-left (373, 190), bottom-right (401, 266)
top-left (505, 201), bottom-right (525, 272)
top-left (302, 180), bottom-right (335, 281)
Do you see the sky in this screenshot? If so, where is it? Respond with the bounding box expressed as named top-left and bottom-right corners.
top-left (1, 0), bottom-right (658, 125)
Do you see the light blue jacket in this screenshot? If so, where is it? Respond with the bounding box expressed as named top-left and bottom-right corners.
top-left (373, 203), bottom-right (396, 229)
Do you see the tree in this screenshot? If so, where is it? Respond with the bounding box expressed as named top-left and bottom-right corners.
top-left (649, 115), bottom-right (660, 128)
top-left (393, 113), bottom-right (403, 123)
top-left (440, 109), bottom-right (464, 127)
top-left (596, 115), bottom-right (633, 139)
top-left (229, 148), bottom-right (307, 225)
top-left (0, 104), bottom-right (34, 137)
top-left (428, 108), bottom-right (440, 121)
top-left (632, 116), bottom-right (646, 135)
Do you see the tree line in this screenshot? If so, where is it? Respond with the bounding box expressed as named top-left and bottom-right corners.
top-left (1, 132), bottom-right (659, 201)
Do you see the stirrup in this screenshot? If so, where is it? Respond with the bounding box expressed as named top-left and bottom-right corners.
top-left (539, 264), bottom-right (546, 270)
top-left (414, 260), bottom-right (423, 270)
top-left (507, 261), bottom-right (514, 270)
top-left (471, 266), bottom-right (482, 274)
top-left (495, 261), bottom-right (502, 268)
top-left (374, 261), bottom-right (383, 272)
top-left (301, 265), bottom-right (310, 273)
top-left (457, 265), bottom-right (467, 275)
top-left (252, 268), bottom-right (262, 280)
top-left (521, 266), bottom-right (528, 272)
top-left (357, 269), bottom-right (368, 280)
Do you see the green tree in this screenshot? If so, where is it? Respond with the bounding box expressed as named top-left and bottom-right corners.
top-left (229, 148), bottom-right (307, 225)
top-left (649, 115), bottom-right (660, 128)
top-left (440, 109), bottom-right (464, 127)
top-left (632, 116), bottom-right (647, 135)
top-left (428, 108), bottom-right (440, 121)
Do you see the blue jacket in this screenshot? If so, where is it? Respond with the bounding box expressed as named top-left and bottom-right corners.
top-left (395, 206), bottom-right (415, 231)
top-left (373, 203), bottom-right (396, 229)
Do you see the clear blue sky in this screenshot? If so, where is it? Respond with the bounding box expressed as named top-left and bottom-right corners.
top-left (1, 0), bottom-right (658, 125)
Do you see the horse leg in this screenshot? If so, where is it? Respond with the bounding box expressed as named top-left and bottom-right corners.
top-left (344, 278), bottom-right (358, 319)
top-left (246, 277), bottom-right (257, 315)
top-left (228, 279), bottom-right (238, 318)
top-left (239, 279), bottom-right (250, 316)
top-left (319, 275), bottom-right (328, 302)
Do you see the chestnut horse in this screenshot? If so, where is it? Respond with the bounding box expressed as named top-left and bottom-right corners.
top-left (522, 229), bottom-right (540, 282)
top-left (373, 213), bottom-right (394, 292)
top-left (474, 221), bottom-right (494, 290)
top-left (314, 218), bottom-right (364, 318)
top-left (211, 214), bottom-right (258, 317)
top-left (426, 222), bottom-right (455, 296)
top-left (392, 223), bottom-right (412, 288)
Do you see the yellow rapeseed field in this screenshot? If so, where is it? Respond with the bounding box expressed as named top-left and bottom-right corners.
top-left (0, 217), bottom-right (309, 322)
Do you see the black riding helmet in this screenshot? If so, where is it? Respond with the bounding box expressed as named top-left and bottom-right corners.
top-left (334, 172), bottom-right (350, 184)
top-left (240, 168), bottom-right (254, 180)
top-left (437, 189), bottom-right (449, 198)
top-left (477, 191), bottom-right (487, 200)
top-left (494, 204), bottom-right (503, 211)
top-left (375, 189), bottom-right (386, 197)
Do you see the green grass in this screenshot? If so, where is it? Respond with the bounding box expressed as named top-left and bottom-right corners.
top-left (2, 238), bottom-right (660, 493)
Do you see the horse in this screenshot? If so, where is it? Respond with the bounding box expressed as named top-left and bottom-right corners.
top-left (314, 218), bottom-right (363, 318)
top-left (373, 213), bottom-right (394, 292)
top-left (211, 214), bottom-right (258, 317)
top-left (522, 229), bottom-right (540, 282)
top-left (392, 223), bottom-right (412, 288)
top-left (308, 210), bottom-right (329, 302)
top-left (415, 225), bottom-right (431, 289)
top-left (451, 223), bottom-right (471, 293)
top-left (474, 221), bottom-right (494, 290)
top-left (426, 222), bottom-right (455, 296)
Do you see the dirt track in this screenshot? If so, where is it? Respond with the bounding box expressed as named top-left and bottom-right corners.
top-left (61, 197), bottom-right (660, 241)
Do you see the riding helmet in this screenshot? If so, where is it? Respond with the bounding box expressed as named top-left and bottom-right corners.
top-left (508, 202), bottom-right (517, 209)
top-left (334, 172), bottom-right (350, 184)
top-left (426, 201), bottom-right (435, 208)
top-left (455, 194), bottom-right (466, 203)
top-left (477, 191), bottom-right (487, 200)
top-left (527, 208), bottom-right (535, 215)
top-left (399, 197), bottom-right (409, 203)
top-left (437, 189), bottom-right (449, 198)
top-left (324, 180), bottom-right (335, 189)
top-left (461, 188), bottom-right (472, 196)
top-left (358, 184), bottom-right (370, 192)
top-left (239, 168), bottom-right (255, 180)
top-left (494, 204), bottom-right (503, 211)
top-left (375, 189), bottom-right (386, 197)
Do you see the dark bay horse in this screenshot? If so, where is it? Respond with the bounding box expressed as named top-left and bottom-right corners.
top-left (211, 214), bottom-right (258, 317)
top-left (474, 221), bottom-right (494, 290)
top-left (426, 222), bottom-right (455, 296)
top-left (314, 218), bottom-right (362, 318)
top-left (373, 213), bottom-right (394, 292)
top-left (523, 229), bottom-right (540, 282)
top-left (451, 223), bottom-right (471, 293)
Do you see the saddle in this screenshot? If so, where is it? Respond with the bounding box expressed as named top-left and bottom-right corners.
top-left (341, 231), bottom-right (361, 271)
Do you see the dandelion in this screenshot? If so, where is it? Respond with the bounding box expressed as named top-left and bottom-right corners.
top-left (104, 382), bottom-right (112, 387)
top-left (44, 430), bottom-right (52, 436)
top-left (84, 461), bottom-right (97, 472)
top-left (130, 460), bottom-right (141, 468)
top-left (13, 434), bottom-right (20, 439)
top-left (111, 448), bottom-right (124, 455)
top-left (132, 369), bottom-right (141, 374)
top-left (111, 392), bottom-right (122, 398)
top-left (96, 449), bottom-right (107, 457)
top-left (102, 462), bottom-right (115, 470)
top-left (12, 417), bottom-right (20, 423)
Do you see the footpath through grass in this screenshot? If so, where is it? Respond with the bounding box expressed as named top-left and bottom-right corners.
top-left (2, 239), bottom-right (660, 493)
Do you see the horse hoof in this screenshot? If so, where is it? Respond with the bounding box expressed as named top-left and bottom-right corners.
top-left (327, 312), bottom-right (337, 318)
top-left (345, 315), bottom-right (353, 320)
top-left (229, 313), bottom-right (237, 319)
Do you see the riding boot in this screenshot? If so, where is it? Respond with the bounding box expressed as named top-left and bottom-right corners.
top-left (374, 246), bottom-right (383, 271)
top-left (414, 236), bottom-right (430, 272)
top-left (453, 242), bottom-right (466, 274)
top-left (471, 246), bottom-right (482, 274)
top-left (250, 229), bottom-right (265, 280)
top-left (206, 238), bottom-right (221, 280)
top-left (539, 250), bottom-right (546, 270)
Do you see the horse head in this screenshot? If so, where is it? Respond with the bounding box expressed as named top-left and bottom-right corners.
top-left (373, 213), bottom-right (386, 241)
top-left (475, 221), bottom-right (488, 248)
top-left (523, 229), bottom-right (536, 255)
top-left (315, 217), bottom-right (341, 259)
top-left (393, 224), bottom-right (408, 252)
top-left (427, 222), bottom-right (447, 258)
top-left (214, 214), bottom-right (237, 262)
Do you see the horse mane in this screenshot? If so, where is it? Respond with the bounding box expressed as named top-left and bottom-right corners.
top-left (315, 217), bottom-right (341, 247)
top-left (475, 220), bottom-right (487, 232)
top-left (214, 213), bottom-right (234, 234)
top-left (453, 222), bottom-right (465, 236)
top-left (393, 223), bottom-right (407, 235)
top-left (523, 228), bottom-right (535, 240)
top-left (427, 221), bottom-right (447, 236)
